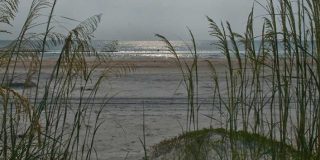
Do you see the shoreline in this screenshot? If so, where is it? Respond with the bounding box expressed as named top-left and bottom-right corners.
top-left (2, 57), bottom-right (232, 69)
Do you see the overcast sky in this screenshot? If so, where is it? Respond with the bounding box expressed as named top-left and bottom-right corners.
top-left (8, 0), bottom-right (264, 40)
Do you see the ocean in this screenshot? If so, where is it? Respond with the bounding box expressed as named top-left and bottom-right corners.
top-left (0, 40), bottom-right (247, 60)
top-left (0, 39), bottom-right (294, 60)
top-left (51, 40), bottom-right (223, 59)
top-left (93, 40), bottom-right (220, 59)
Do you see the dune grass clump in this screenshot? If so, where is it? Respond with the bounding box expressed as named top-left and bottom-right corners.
top-left (150, 128), bottom-right (302, 160)
top-left (0, 0), bottom-right (128, 159)
top-left (156, 0), bottom-right (320, 159)
top-left (156, 29), bottom-right (200, 132)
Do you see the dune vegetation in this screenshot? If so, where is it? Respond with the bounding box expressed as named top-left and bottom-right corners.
top-left (1, 0), bottom-right (320, 159)
top-left (154, 0), bottom-right (320, 159)
top-left (0, 0), bottom-right (132, 159)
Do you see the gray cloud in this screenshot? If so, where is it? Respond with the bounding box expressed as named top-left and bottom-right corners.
top-left (6, 0), bottom-right (264, 40)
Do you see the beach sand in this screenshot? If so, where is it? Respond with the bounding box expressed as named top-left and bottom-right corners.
top-left (90, 60), bottom-right (220, 160)
top-left (78, 59), bottom-right (223, 159)
top-left (3, 58), bottom-right (230, 160)
top-left (4, 57), bottom-right (298, 159)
